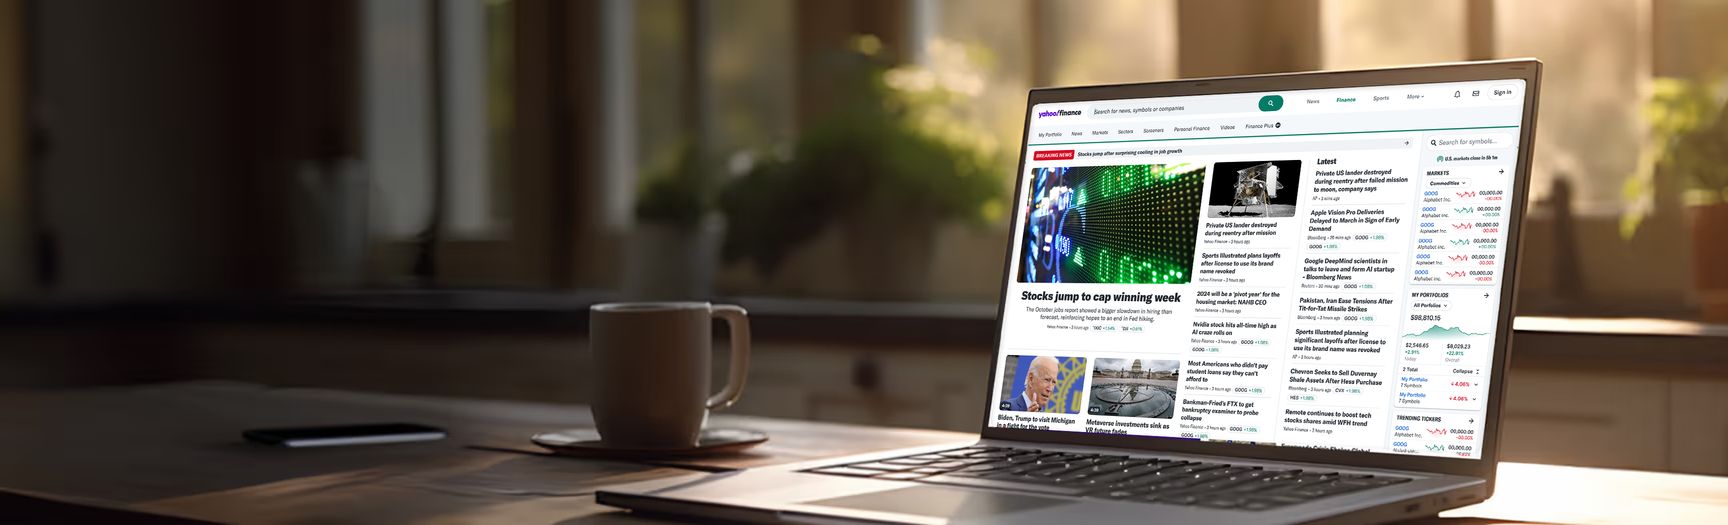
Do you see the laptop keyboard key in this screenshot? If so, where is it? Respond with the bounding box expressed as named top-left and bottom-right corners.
top-left (1027, 460), bottom-right (1102, 478)
top-left (1170, 469), bottom-right (1235, 487)
top-left (1227, 469), bottom-right (1277, 482)
top-left (1163, 463), bottom-right (1229, 476)
top-left (1082, 468), bottom-right (1156, 486)
top-left (1263, 471), bottom-right (1303, 482)
top-left (1087, 459), bottom-right (1156, 473)
top-left (1231, 479), bottom-right (1302, 494)
top-left (1099, 467), bottom-right (1191, 489)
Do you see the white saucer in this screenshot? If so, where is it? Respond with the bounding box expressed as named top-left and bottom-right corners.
top-left (530, 428), bottom-right (768, 460)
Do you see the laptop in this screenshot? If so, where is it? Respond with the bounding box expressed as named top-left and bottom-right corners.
top-left (598, 59), bottom-right (1542, 524)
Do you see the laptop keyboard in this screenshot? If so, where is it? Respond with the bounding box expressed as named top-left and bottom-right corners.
top-left (804, 446), bottom-right (1412, 511)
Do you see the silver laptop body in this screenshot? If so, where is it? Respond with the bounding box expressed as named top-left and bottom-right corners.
top-left (599, 59), bottom-right (1542, 524)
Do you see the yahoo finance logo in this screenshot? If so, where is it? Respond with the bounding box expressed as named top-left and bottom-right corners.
top-left (1037, 108), bottom-right (1083, 118)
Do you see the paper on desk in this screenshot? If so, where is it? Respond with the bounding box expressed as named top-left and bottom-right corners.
top-left (134, 451), bottom-right (691, 525)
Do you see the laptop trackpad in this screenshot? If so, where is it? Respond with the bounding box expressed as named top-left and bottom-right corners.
top-left (809, 486), bottom-right (1069, 520)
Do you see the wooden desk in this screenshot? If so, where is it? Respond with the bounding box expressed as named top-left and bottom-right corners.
top-left (0, 382), bottom-right (1722, 524)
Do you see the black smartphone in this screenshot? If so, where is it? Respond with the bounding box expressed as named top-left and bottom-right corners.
top-left (242, 423), bottom-right (447, 448)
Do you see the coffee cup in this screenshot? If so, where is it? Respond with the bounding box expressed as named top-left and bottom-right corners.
top-left (588, 302), bottom-right (750, 448)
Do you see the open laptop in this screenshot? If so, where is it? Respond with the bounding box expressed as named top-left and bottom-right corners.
top-left (598, 59), bottom-right (1542, 524)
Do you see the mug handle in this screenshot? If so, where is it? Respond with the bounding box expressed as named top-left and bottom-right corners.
top-left (706, 304), bottom-right (751, 411)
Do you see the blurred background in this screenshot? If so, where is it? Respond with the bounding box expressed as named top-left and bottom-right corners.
top-left (1, 0), bottom-right (1727, 474)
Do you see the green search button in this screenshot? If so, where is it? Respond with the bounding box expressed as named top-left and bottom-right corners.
top-left (1259, 95), bottom-right (1284, 112)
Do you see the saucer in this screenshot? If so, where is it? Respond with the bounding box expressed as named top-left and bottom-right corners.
top-left (530, 428), bottom-right (768, 460)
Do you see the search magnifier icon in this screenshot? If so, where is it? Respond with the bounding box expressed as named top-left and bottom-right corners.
top-left (1430, 139), bottom-right (1438, 146)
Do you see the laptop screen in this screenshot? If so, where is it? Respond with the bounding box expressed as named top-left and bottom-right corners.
top-left (992, 78), bottom-right (1527, 460)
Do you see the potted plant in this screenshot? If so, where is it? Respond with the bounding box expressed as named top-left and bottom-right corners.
top-left (719, 36), bottom-right (1002, 300)
top-left (1624, 77), bottom-right (1728, 321)
top-left (626, 143), bottom-right (723, 300)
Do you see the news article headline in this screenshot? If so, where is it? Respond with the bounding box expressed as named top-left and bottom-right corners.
top-left (1021, 290), bottom-right (1184, 304)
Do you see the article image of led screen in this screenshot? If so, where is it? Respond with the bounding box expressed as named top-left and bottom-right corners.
top-left (1017, 164), bottom-right (1204, 284)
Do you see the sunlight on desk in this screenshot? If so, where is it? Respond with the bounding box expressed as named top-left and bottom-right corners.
top-left (1441, 462), bottom-right (1728, 524)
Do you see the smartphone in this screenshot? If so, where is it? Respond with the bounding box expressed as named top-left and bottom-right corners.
top-left (242, 423), bottom-right (447, 448)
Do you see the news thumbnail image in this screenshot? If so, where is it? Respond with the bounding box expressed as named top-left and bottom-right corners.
top-left (998, 355), bottom-right (1087, 414)
top-left (1088, 358), bottom-right (1179, 418)
top-left (1017, 164), bottom-right (1204, 284)
top-left (1207, 160), bottom-right (1302, 218)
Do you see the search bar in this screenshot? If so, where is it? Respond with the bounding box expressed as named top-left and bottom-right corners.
top-left (1428, 133), bottom-right (1512, 150)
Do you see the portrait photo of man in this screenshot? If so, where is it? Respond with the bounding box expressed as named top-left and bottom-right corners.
top-left (1006, 355), bottom-right (1058, 411)
top-left (998, 355), bottom-right (1084, 414)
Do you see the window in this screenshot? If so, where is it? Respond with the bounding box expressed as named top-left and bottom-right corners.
top-left (1037, 0), bottom-right (1179, 87)
top-left (342, 0), bottom-right (1725, 322)
top-left (1495, 0), bottom-right (1650, 214)
top-left (1320, 0), bottom-right (1469, 70)
top-left (360, 0), bottom-right (523, 286)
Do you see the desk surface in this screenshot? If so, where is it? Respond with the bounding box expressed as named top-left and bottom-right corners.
top-left (1, 382), bottom-right (1723, 524)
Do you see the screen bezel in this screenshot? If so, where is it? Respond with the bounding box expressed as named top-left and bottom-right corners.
top-left (978, 59), bottom-right (1541, 486)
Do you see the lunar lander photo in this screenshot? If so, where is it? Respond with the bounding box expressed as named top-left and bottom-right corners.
top-left (1226, 161), bottom-right (1283, 217)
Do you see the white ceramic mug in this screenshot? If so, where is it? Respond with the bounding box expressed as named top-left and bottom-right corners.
top-left (588, 302), bottom-right (751, 448)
